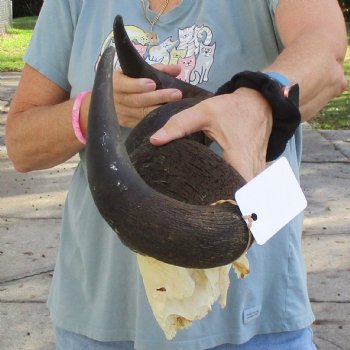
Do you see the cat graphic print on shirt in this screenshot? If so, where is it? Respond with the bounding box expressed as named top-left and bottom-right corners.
top-left (96, 22), bottom-right (216, 85)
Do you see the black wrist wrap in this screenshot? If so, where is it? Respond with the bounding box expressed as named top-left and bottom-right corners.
top-left (215, 71), bottom-right (301, 161)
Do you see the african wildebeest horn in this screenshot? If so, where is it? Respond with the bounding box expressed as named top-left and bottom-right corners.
top-left (86, 46), bottom-right (252, 268)
top-left (113, 15), bottom-right (212, 98)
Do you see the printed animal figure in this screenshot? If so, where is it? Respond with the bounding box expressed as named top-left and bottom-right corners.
top-left (177, 53), bottom-right (196, 82)
top-left (127, 25), bottom-right (152, 45)
top-left (194, 25), bottom-right (213, 55)
top-left (191, 42), bottom-right (216, 85)
top-left (148, 37), bottom-right (178, 64)
top-left (96, 22), bottom-right (217, 85)
top-left (170, 47), bottom-right (187, 64)
top-left (178, 25), bottom-right (213, 57)
top-left (134, 43), bottom-right (147, 59)
top-left (177, 25), bottom-right (196, 56)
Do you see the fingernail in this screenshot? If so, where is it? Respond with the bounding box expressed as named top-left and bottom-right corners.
top-left (151, 129), bottom-right (167, 140)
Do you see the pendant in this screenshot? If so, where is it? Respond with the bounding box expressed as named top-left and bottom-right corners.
top-left (145, 31), bottom-right (159, 45)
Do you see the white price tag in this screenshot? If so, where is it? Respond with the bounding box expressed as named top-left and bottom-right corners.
top-left (235, 157), bottom-right (307, 245)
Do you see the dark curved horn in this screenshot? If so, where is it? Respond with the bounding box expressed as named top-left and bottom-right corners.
top-left (86, 47), bottom-right (251, 268)
top-left (125, 97), bottom-right (210, 154)
top-left (113, 15), bottom-right (212, 98)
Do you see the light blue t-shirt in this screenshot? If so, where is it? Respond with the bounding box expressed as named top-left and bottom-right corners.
top-left (25, 1), bottom-right (314, 349)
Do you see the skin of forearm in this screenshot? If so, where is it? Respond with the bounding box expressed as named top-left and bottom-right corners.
top-left (264, 31), bottom-right (347, 122)
top-left (266, 0), bottom-right (347, 122)
top-left (5, 97), bottom-right (87, 172)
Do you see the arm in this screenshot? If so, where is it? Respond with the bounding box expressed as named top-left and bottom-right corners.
top-left (149, 0), bottom-right (347, 180)
top-left (5, 64), bottom-right (81, 172)
top-left (264, 0), bottom-right (347, 121)
top-left (5, 64), bottom-right (181, 173)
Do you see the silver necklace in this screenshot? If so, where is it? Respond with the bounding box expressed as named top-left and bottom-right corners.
top-left (140, 0), bottom-right (170, 44)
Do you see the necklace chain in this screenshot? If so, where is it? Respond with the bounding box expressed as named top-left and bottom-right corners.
top-left (140, 0), bottom-right (170, 32)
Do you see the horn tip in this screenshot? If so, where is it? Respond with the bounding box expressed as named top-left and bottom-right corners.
top-left (114, 15), bottom-right (124, 28)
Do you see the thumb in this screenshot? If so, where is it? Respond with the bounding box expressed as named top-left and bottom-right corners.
top-left (150, 107), bottom-right (208, 146)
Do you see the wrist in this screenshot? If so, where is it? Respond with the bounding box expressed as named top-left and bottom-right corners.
top-left (264, 71), bottom-right (292, 87)
top-left (215, 71), bottom-right (301, 161)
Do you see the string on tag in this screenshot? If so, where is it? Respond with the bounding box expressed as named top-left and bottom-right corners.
top-left (210, 199), bottom-right (257, 227)
top-left (242, 213), bottom-right (258, 229)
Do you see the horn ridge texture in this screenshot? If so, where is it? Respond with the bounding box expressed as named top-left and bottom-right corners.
top-left (86, 25), bottom-right (252, 269)
top-left (125, 97), bottom-right (209, 154)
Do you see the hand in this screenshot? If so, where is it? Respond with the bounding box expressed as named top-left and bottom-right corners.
top-left (112, 64), bottom-right (183, 128)
top-left (150, 88), bottom-right (273, 181)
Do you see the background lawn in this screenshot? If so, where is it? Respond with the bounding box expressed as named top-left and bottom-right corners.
top-left (0, 17), bottom-right (349, 129)
top-left (0, 17), bottom-right (37, 72)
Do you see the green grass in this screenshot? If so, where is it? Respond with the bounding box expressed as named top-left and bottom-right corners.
top-left (0, 17), bottom-right (349, 129)
top-left (0, 16), bottom-right (37, 71)
top-left (310, 24), bottom-right (350, 130)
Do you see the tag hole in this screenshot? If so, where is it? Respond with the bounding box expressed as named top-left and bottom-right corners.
top-left (251, 213), bottom-right (258, 221)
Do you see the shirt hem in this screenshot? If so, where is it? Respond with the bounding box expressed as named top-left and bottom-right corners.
top-left (49, 302), bottom-right (315, 350)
